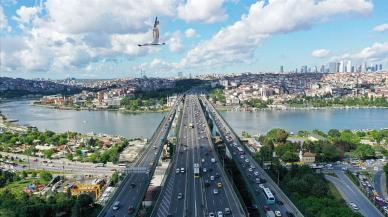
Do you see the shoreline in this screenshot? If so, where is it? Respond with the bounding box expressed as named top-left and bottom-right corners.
top-left (215, 105), bottom-right (388, 112)
top-left (31, 102), bottom-right (170, 113)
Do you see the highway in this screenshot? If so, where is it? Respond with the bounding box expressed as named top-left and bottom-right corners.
top-left (0, 152), bottom-right (121, 175)
top-left (325, 170), bottom-right (384, 217)
top-left (201, 96), bottom-right (303, 217)
top-left (152, 95), bottom-right (246, 217)
top-left (100, 96), bottom-right (182, 217)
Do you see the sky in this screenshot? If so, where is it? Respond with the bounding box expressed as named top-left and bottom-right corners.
top-left (0, 0), bottom-right (387, 79)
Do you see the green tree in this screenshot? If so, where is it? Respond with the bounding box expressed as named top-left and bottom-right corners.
top-left (40, 171), bottom-right (53, 182)
top-left (353, 144), bottom-right (375, 159)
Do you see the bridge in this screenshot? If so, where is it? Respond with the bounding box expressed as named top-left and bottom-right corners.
top-left (150, 95), bottom-right (246, 217)
top-left (200, 96), bottom-right (304, 217)
top-left (99, 96), bottom-right (183, 217)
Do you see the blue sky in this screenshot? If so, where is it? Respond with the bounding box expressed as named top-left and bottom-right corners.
top-left (0, 0), bottom-right (387, 79)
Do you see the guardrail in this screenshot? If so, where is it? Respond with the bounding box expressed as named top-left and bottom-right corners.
top-left (201, 97), bottom-right (304, 217)
top-left (196, 97), bottom-right (247, 216)
top-left (97, 99), bottom-right (181, 217)
top-left (150, 101), bottom-right (185, 217)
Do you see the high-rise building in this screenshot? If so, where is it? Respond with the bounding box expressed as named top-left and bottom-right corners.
top-left (339, 60), bottom-right (345, 72)
top-left (346, 60), bottom-right (352, 73)
top-left (329, 62), bottom-right (338, 73)
top-left (379, 64), bottom-right (383, 71)
top-left (320, 65), bottom-right (325, 73)
top-left (280, 65), bottom-right (284, 73)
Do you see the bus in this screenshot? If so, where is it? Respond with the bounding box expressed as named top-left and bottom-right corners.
top-left (193, 163), bottom-right (200, 178)
top-left (263, 187), bottom-right (275, 204)
top-left (237, 147), bottom-right (245, 155)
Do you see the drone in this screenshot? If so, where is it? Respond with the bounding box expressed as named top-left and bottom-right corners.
top-left (138, 17), bottom-right (166, 47)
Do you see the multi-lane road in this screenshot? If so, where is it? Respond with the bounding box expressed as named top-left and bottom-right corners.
top-left (152, 95), bottom-right (245, 217)
top-left (100, 97), bottom-right (181, 217)
top-left (201, 96), bottom-right (303, 217)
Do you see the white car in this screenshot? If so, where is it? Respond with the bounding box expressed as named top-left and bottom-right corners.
top-left (176, 168), bottom-right (180, 174)
top-left (203, 168), bottom-right (207, 173)
top-left (217, 211), bottom-right (223, 217)
top-left (181, 168), bottom-right (185, 173)
top-left (213, 188), bottom-right (219, 194)
top-left (258, 184), bottom-right (265, 189)
top-left (275, 210), bottom-right (282, 216)
top-left (210, 176), bottom-right (215, 181)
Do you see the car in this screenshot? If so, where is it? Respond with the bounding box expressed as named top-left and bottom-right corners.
top-left (224, 207), bottom-right (231, 215)
top-left (258, 184), bottom-right (265, 189)
top-left (178, 193), bottom-right (183, 199)
top-left (276, 200), bottom-right (284, 206)
top-left (275, 210), bottom-right (282, 216)
top-left (285, 211), bottom-right (295, 217)
top-left (217, 182), bottom-right (223, 188)
top-left (215, 173), bottom-right (220, 178)
top-left (245, 159), bottom-right (250, 163)
top-left (205, 180), bottom-right (210, 187)
top-left (203, 168), bottom-right (207, 173)
top-left (217, 211), bottom-right (223, 217)
top-left (208, 212), bottom-right (215, 217)
top-left (248, 168), bottom-right (253, 172)
top-left (349, 202), bottom-right (359, 210)
top-left (263, 205), bottom-right (270, 212)
top-left (211, 158), bottom-right (216, 163)
top-left (254, 171), bottom-right (259, 176)
top-left (129, 183), bottom-right (136, 188)
top-left (176, 168), bottom-right (180, 173)
top-left (213, 189), bottom-right (219, 194)
top-left (112, 201), bottom-right (120, 210)
top-left (181, 168), bottom-right (185, 173)
top-left (202, 158), bottom-right (205, 163)
top-left (210, 176), bottom-right (215, 181)
top-left (128, 206), bottom-right (135, 214)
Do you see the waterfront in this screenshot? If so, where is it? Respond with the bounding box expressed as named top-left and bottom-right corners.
top-left (1, 100), bottom-right (387, 138)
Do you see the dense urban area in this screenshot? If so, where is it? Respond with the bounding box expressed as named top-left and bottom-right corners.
top-left (0, 71), bottom-right (388, 217)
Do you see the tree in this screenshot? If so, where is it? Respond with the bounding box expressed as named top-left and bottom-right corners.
top-left (266, 128), bottom-right (289, 143)
top-left (110, 171), bottom-right (119, 186)
top-left (353, 144), bottom-right (375, 159)
top-left (328, 129), bottom-right (341, 138)
top-left (43, 149), bottom-right (55, 159)
top-left (40, 171), bottom-right (53, 182)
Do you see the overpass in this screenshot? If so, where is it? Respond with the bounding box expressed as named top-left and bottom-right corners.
top-left (99, 96), bottom-right (183, 217)
top-left (200, 96), bottom-right (304, 217)
top-left (151, 95), bottom-right (246, 217)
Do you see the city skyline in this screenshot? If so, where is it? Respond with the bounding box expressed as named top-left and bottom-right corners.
top-left (0, 0), bottom-right (387, 79)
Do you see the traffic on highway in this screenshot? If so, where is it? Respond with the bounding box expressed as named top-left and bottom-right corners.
top-left (152, 95), bottom-right (245, 217)
top-left (201, 96), bottom-right (303, 217)
top-left (100, 96), bottom-right (182, 217)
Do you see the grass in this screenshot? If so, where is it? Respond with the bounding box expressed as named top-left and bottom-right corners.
top-left (0, 177), bottom-right (49, 195)
top-left (345, 171), bottom-right (360, 187)
top-left (326, 172), bottom-right (339, 178)
top-left (328, 182), bottom-right (343, 201)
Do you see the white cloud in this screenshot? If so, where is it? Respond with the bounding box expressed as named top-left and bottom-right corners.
top-left (168, 32), bottom-right (184, 53)
top-left (178, 0), bottom-right (227, 23)
top-left (312, 49), bottom-right (331, 58)
top-left (373, 23), bottom-right (388, 33)
top-left (44, 0), bottom-right (176, 34)
top-left (352, 42), bottom-right (388, 61)
top-left (175, 0), bottom-right (373, 69)
top-left (185, 28), bottom-right (196, 38)
top-left (1, 0), bottom-right (178, 74)
top-left (331, 42), bottom-right (388, 63)
top-left (13, 6), bottom-right (38, 24)
top-left (0, 6), bottom-right (8, 31)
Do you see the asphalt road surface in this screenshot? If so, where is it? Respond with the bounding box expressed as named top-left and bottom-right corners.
top-left (101, 98), bottom-right (181, 217)
top-left (152, 95), bottom-right (245, 217)
top-left (201, 96), bottom-right (302, 217)
top-left (325, 171), bottom-right (384, 217)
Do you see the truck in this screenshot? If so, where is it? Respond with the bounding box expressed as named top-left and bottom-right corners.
top-left (266, 211), bottom-right (275, 217)
top-left (193, 163), bottom-right (200, 178)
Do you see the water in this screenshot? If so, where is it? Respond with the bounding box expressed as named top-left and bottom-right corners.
top-left (221, 109), bottom-right (388, 135)
top-left (0, 100), bottom-right (166, 138)
top-left (1, 100), bottom-right (387, 138)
